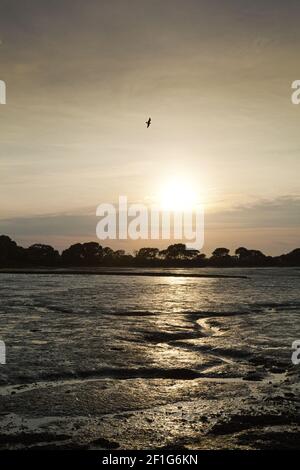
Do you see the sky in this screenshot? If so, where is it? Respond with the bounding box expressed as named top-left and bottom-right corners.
top-left (0, 0), bottom-right (300, 255)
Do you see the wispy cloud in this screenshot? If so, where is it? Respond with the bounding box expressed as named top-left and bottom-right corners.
top-left (0, 195), bottom-right (299, 254)
top-left (206, 195), bottom-right (300, 229)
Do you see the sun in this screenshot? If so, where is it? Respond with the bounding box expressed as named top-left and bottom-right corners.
top-left (159, 177), bottom-right (199, 212)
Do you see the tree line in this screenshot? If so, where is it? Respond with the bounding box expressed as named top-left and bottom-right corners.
top-left (0, 235), bottom-right (300, 268)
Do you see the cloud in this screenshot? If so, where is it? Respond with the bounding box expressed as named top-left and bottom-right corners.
top-left (206, 195), bottom-right (300, 229)
top-left (0, 196), bottom-right (299, 253)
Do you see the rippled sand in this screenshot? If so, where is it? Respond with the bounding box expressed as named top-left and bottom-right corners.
top-left (0, 268), bottom-right (299, 449)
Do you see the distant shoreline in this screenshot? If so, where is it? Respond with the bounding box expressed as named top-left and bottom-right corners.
top-left (1, 235), bottom-right (300, 268)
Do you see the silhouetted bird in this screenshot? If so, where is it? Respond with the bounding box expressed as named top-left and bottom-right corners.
top-left (146, 117), bottom-right (151, 128)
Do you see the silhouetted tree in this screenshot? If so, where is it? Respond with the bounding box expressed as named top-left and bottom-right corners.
top-left (235, 247), bottom-right (250, 259)
top-left (162, 243), bottom-right (188, 260)
top-left (26, 244), bottom-right (60, 266)
top-left (235, 247), bottom-right (269, 266)
top-left (158, 244), bottom-right (202, 265)
top-left (103, 247), bottom-right (114, 258)
top-left (210, 247), bottom-right (233, 267)
top-left (61, 242), bottom-right (103, 266)
top-left (0, 235), bottom-right (25, 266)
top-left (61, 243), bottom-right (82, 265)
top-left (184, 249), bottom-right (200, 259)
top-left (137, 248), bottom-right (159, 260)
top-left (195, 253), bottom-right (207, 266)
top-left (114, 250), bottom-right (125, 258)
top-left (276, 248), bottom-right (300, 267)
top-left (212, 247), bottom-right (230, 257)
top-left (84, 242), bottom-right (104, 265)
top-left (102, 246), bottom-right (114, 264)
top-left (1, 234), bottom-right (300, 268)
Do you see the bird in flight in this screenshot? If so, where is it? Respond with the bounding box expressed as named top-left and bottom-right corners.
top-left (146, 117), bottom-right (151, 128)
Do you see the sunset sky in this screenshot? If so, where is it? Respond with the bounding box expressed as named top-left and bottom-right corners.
top-left (0, 0), bottom-right (300, 254)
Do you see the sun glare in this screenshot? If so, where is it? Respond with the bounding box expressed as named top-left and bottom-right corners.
top-left (159, 177), bottom-right (199, 212)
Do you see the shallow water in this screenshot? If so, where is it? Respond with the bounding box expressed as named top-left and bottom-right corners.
top-left (0, 267), bottom-right (299, 383)
top-left (0, 268), bottom-right (299, 449)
